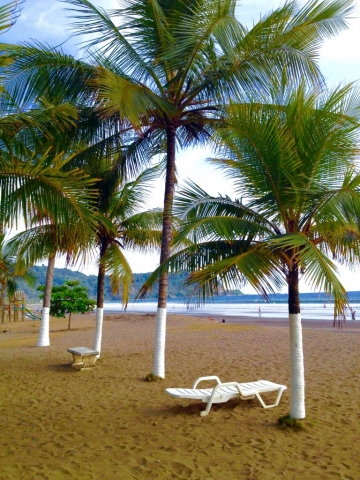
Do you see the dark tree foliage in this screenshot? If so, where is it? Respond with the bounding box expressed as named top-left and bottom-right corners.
top-left (38, 280), bottom-right (96, 329)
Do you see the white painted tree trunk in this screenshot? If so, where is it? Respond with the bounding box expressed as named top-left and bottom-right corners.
top-left (289, 313), bottom-right (305, 419)
top-left (93, 307), bottom-right (104, 357)
top-left (153, 307), bottom-right (167, 378)
top-left (37, 254), bottom-right (56, 347)
top-left (36, 307), bottom-right (50, 347)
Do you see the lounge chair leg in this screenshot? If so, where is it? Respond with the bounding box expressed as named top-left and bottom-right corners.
top-left (199, 384), bottom-right (225, 416)
top-left (254, 388), bottom-right (284, 409)
top-left (200, 397), bottom-right (216, 417)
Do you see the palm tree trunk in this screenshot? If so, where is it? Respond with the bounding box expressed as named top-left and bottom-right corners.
top-left (0, 282), bottom-right (5, 323)
top-left (93, 243), bottom-right (106, 357)
top-left (153, 125), bottom-right (177, 378)
top-left (37, 253), bottom-right (56, 347)
top-left (288, 265), bottom-right (305, 419)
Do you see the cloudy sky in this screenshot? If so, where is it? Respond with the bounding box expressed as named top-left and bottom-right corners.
top-left (4, 0), bottom-right (360, 291)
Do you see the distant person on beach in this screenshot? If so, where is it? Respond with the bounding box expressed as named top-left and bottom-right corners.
top-left (222, 319), bottom-right (225, 323)
top-left (351, 310), bottom-right (356, 321)
top-left (258, 307), bottom-right (261, 317)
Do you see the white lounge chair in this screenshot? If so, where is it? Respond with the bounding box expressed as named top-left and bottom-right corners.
top-left (166, 376), bottom-right (287, 417)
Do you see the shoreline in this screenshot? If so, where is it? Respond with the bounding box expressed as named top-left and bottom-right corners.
top-left (101, 310), bottom-right (360, 331)
top-left (194, 314), bottom-right (360, 331)
top-left (26, 305), bottom-right (360, 331)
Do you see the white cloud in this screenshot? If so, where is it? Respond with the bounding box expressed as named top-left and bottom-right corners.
top-left (4, 0), bottom-right (118, 52)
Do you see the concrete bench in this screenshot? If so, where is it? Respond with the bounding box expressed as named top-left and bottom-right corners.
top-left (67, 347), bottom-right (99, 370)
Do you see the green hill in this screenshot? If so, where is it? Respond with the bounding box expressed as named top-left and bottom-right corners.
top-left (15, 266), bottom-right (191, 302)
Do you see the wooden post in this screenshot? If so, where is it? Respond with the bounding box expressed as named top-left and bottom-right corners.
top-left (13, 299), bottom-right (19, 322)
top-left (14, 291), bottom-right (25, 322)
top-left (3, 304), bottom-right (10, 323)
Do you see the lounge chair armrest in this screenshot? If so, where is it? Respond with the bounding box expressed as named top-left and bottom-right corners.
top-left (192, 376), bottom-right (222, 388)
top-left (211, 381), bottom-right (244, 396)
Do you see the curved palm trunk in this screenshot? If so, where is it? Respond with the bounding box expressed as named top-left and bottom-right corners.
top-left (153, 125), bottom-right (177, 378)
top-left (37, 253), bottom-right (56, 347)
top-left (288, 266), bottom-right (305, 419)
top-left (93, 243), bottom-right (106, 357)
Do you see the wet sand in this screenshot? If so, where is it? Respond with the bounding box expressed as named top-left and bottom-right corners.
top-left (1, 313), bottom-right (359, 479)
top-left (203, 314), bottom-right (360, 331)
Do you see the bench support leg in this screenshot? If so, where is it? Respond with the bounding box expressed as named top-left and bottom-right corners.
top-left (71, 353), bottom-right (98, 370)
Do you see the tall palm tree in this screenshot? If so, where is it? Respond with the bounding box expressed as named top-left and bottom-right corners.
top-left (0, 149), bottom-right (99, 344)
top-left (61, 0), bottom-right (354, 377)
top-left (2, 0), bottom-right (355, 377)
top-left (1, 3), bottom-right (125, 344)
top-left (140, 83), bottom-right (360, 418)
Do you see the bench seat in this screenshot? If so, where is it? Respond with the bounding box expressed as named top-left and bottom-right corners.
top-left (67, 347), bottom-right (99, 370)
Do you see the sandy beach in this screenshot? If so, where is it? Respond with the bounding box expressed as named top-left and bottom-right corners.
top-left (1, 313), bottom-right (359, 479)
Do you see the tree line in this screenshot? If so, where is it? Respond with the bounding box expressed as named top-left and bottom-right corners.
top-left (16, 267), bottom-right (197, 302)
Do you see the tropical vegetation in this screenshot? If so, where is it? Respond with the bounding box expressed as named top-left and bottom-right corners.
top-left (38, 280), bottom-right (96, 330)
top-left (14, 266), bottom-right (192, 301)
top-left (139, 83), bottom-right (360, 418)
top-left (0, 82), bottom-right (101, 345)
top-left (0, 0), bottom-right (102, 344)
top-left (1, 0), bottom-right (360, 422)
top-left (41, 0), bottom-right (353, 378)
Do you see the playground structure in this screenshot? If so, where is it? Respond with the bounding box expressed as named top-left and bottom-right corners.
top-left (0, 291), bottom-right (40, 323)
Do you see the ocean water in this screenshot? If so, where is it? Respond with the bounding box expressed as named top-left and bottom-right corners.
top-left (104, 299), bottom-right (360, 321)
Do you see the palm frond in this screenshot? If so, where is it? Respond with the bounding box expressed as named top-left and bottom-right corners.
top-left (91, 67), bottom-right (174, 128)
top-left (1, 42), bottom-right (96, 107)
top-left (107, 165), bottom-right (161, 218)
top-left (0, 0), bottom-right (23, 34)
top-left (121, 209), bottom-right (163, 252)
top-left (0, 150), bottom-right (98, 233)
top-left (101, 242), bottom-right (133, 308)
top-left (62, 0), bottom-right (159, 86)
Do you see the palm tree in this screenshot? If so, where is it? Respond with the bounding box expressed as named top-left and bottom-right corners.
top-left (61, 0), bottom-right (354, 377)
top-left (8, 213), bottom-right (98, 344)
top-left (0, 151), bottom-right (99, 344)
top-left (140, 83), bottom-right (360, 418)
top-left (0, 88), bottom-right (100, 344)
top-left (1, 2), bottom-right (132, 344)
top-left (88, 163), bottom-right (163, 356)
top-left (2, 0), bottom-right (355, 377)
